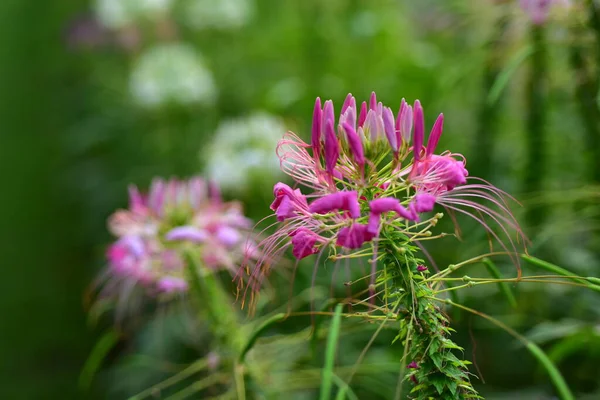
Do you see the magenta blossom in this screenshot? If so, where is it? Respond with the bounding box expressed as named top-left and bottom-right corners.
top-left (100, 177), bottom-right (260, 304)
top-left (242, 92), bottom-right (525, 302)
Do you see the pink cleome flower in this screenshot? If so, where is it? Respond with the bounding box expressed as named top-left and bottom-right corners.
top-left (240, 92), bottom-right (525, 301)
top-left (101, 177), bottom-right (260, 302)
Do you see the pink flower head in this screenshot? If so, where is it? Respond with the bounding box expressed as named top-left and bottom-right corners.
top-left (242, 92), bottom-right (525, 305)
top-left (100, 176), bottom-right (260, 306)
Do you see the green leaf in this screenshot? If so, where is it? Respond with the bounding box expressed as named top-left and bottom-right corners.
top-left (430, 376), bottom-right (446, 395)
top-left (79, 330), bottom-right (120, 391)
top-left (526, 342), bottom-right (575, 400)
top-left (430, 352), bottom-right (444, 370)
top-left (409, 383), bottom-right (428, 393)
top-left (428, 339), bottom-right (440, 355)
top-left (319, 303), bottom-right (343, 400)
top-left (447, 380), bottom-right (458, 397)
top-left (441, 337), bottom-right (463, 351)
top-left (487, 45), bottom-right (534, 105)
top-left (332, 374), bottom-right (359, 400)
top-left (239, 313), bottom-right (286, 362)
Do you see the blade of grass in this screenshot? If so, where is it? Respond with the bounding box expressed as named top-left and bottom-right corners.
top-left (128, 357), bottom-right (211, 400)
top-left (482, 258), bottom-right (518, 308)
top-left (487, 45), bottom-right (534, 105)
top-left (320, 303), bottom-right (343, 400)
top-left (239, 313), bottom-right (286, 362)
top-left (526, 342), bottom-right (574, 400)
top-left (333, 373), bottom-right (359, 400)
top-left (78, 330), bottom-right (119, 390)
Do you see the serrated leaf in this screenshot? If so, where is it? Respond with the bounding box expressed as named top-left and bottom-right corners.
top-left (409, 383), bottom-right (428, 393)
top-left (430, 376), bottom-right (446, 395)
top-left (448, 380), bottom-right (458, 397)
top-left (442, 339), bottom-right (463, 351)
top-left (430, 352), bottom-right (444, 370)
top-left (428, 339), bottom-right (441, 355)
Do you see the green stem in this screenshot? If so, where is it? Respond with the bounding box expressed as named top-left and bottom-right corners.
top-left (183, 250), bottom-right (253, 398)
top-left (185, 250), bottom-right (243, 352)
top-left (381, 242), bottom-right (479, 400)
top-left (472, 10), bottom-right (509, 179)
top-left (524, 25), bottom-right (547, 231)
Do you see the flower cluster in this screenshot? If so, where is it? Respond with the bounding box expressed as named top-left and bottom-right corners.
top-left (243, 92), bottom-right (523, 295)
top-left (103, 177), bottom-right (258, 298)
top-left (205, 112), bottom-right (287, 192)
top-left (129, 44), bottom-right (216, 109)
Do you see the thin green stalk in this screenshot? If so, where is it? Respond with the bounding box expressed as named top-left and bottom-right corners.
top-left (523, 25), bottom-right (548, 231)
top-left (163, 373), bottom-right (230, 400)
top-left (333, 373), bottom-right (360, 400)
top-left (521, 254), bottom-right (600, 293)
top-left (473, 10), bottom-right (510, 179)
top-left (482, 258), bottom-right (518, 308)
top-left (128, 358), bottom-right (211, 400)
top-left (320, 303), bottom-right (344, 400)
top-left (79, 330), bottom-right (120, 391)
top-left (184, 250), bottom-right (243, 350)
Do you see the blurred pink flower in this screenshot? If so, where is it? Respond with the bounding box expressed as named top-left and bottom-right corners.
top-left (518, 0), bottom-right (571, 25)
top-left (100, 177), bottom-right (259, 303)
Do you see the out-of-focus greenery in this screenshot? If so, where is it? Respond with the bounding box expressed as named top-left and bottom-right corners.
top-left (1, 0), bottom-right (599, 399)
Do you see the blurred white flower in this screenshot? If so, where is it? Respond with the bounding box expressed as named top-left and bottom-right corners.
top-left (183, 0), bottom-right (252, 31)
top-left (204, 112), bottom-right (286, 192)
top-left (129, 44), bottom-right (217, 108)
top-left (95, 0), bottom-right (174, 30)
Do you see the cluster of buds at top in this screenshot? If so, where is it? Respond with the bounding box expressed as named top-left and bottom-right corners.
top-left (243, 92), bottom-right (523, 294)
top-left (104, 177), bottom-right (259, 297)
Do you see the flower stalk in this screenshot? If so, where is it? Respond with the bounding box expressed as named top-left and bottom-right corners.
top-left (242, 92), bottom-right (525, 398)
top-left (380, 236), bottom-right (479, 399)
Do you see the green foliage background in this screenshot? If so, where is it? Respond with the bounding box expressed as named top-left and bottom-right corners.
top-left (0, 0), bottom-right (599, 399)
